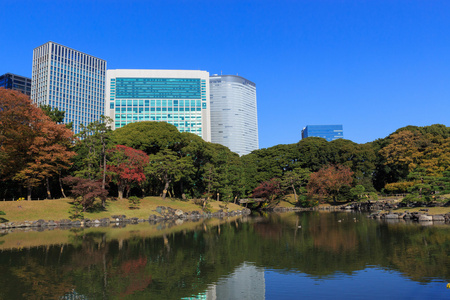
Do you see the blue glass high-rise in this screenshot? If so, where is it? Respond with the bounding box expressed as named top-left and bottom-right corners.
top-left (31, 42), bottom-right (106, 134)
top-left (301, 125), bottom-right (344, 141)
top-left (0, 73), bottom-right (31, 96)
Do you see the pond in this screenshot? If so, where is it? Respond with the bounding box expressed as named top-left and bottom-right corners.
top-left (0, 211), bottom-right (449, 299)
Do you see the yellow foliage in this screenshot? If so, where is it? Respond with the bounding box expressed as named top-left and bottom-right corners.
top-left (384, 181), bottom-right (416, 193)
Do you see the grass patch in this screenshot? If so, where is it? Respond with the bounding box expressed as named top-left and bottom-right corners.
top-left (0, 197), bottom-right (244, 222)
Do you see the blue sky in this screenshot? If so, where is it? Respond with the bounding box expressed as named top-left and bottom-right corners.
top-left (2, 0), bottom-right (450, 149)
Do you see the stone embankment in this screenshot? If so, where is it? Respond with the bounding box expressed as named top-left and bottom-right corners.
top-left (0, 206), bottom-right (251, 232)
top-left (343, 200), bottom-right (400, 212)
top-left (368, 211), bottom-right (450, 223)
top-left (265, 205), bottom-right (345, 213)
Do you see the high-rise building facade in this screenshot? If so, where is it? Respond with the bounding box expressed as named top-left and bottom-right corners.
top-left (106, 69), bottom-right (211, 141)
top-left (209, 75), bottom-right (258, 156)
top-left (0, 73), bottom-right (32, 96)
top-left (31, 41), bottom-right (106, 134)
top-left (301, 125), bottom-right (344, 141)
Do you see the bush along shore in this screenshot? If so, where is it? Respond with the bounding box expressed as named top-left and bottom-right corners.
top-left (0, 206), bottom-right (251, 232)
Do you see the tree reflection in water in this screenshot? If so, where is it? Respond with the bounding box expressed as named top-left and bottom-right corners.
top-left (0, 212), bottom-right (449, 299)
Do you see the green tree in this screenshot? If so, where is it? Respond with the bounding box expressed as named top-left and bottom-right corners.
top-left (280, 168), bottom-right (310, 202)
top-left (146, 149), bottom-right (191, 199)
top-left (39, 104), bottom-right (65, 123)
top-left (74, 116), bottom-right (113, 190)
top-left (350, 185), bottom-right (366, 201)
top-left (113, 121), bottom-right (181, 155)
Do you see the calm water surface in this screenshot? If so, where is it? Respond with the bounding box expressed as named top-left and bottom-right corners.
top-left (0, 212), bottom-right (449, 299)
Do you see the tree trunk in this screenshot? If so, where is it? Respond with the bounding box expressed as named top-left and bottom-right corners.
top-left (180, 181), bottom-right (186, 200)
top-left (101, 134), bottom-right (106, 190)
top-left (162, 180), bottom-right (170, 199)
top-left (59, 172), bottom-right (67, 198)
top-left (88, 143), bottom-right (94, 180)
top-left (46, 177), bottom-right (52, 199)
top-left (118, 185), bottom-right (125, 199)
top-left (125, 186), bottom-right (130, 199)
top-left (292, 184), bottom-right (298, 202)
top-left (27, 185), bottom-right (32, 201)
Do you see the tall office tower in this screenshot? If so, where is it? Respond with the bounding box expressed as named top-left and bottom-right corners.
top-left (301, 125), bottom-right (344, 141)
top-left (106, 69), bottom-right (211, 141)
top-left (209, 75), bottom-right (258, 156)
top-left (0, 73), bottom-right (32, 96)
top-left (31, 41), bottom-right (106, 134)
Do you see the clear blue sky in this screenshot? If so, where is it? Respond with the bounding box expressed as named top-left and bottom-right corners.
top-left (2, 0), bottom-right (450, 149)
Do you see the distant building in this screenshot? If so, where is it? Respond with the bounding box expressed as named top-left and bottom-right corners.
top-left (209, 75), bottom-right (258, 156)
top-left (31, 41), bottom-right (106, 134)
top-left (301, 125), bottom-right (344, 141)
top-left (0, 73), bottom-right (31, 96)
top-left (105, 69), bottom-right (211, 141)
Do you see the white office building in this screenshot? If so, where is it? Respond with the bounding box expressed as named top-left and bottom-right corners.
top-left (209, 75), bottom-right (259, 155)
top-left (105, 69), bottom-right (211, 142)
top-left (31, 41), bottom-right (106, 134)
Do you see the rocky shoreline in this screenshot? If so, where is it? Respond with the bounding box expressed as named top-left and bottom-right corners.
top-left (367, 211), bottom-right (450, 223)
top-left (0, 206), bottom-right (251, 233)
top-left (265, 204), bottom-right (450, 224)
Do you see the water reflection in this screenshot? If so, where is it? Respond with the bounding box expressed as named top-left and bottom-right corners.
top-left (0, 212), bottom-right (449, 299)
top-left (190, 263), bottom-right (265, 300)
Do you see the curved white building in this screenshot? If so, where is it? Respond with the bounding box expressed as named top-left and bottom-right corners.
top-left (209, 75), bottom-right (259, 155)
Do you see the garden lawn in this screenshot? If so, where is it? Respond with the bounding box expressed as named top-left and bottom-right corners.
top-left (0, 197), bottom-right (244, 223)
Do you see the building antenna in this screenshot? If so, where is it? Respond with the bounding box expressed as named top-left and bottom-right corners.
top-left (221, 70), bottom-right (222, 75)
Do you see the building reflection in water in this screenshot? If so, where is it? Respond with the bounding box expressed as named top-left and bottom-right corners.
top-left (188, 262), bottom-right (265, 300)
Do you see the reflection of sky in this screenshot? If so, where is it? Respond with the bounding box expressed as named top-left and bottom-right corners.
top-left (265, 267), bottom-right (449, 300)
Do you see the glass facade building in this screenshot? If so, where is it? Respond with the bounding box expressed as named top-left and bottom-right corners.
top-left (31, 41), bottom-right (106, 134)
top-left (301, 125), bottom-right (344, 141)
top-left (209, 75), bottom-right (258, 156)
top-left (106, 69), bottom-right (211, 141)
top-left (0, 73), bottom-right (32, 96)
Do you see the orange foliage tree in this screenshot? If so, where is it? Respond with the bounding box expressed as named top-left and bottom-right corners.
top-left (0, 88), bottom-right (76, 200)
top-left (307, 164), bottom-right (354, 203)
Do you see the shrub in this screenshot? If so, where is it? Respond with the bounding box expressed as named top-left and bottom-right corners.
top-left (298, 195), bottom-right (318, 208)
top-left (68, 202), bottom-right (84, 220)
top-left (128, 196), bottom-right (141, 209)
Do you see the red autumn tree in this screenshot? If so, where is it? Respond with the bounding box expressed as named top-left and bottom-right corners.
top-left (307, 164), bottom-right (354, 203)
top-left (63, 176), bottom-right (108, 211)
top-left (252, 178), bottom-right (283, 203)
top-left (0, 88), bottom-right (76, 200)
top-left (107, 145), bottom-right (149, 200)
